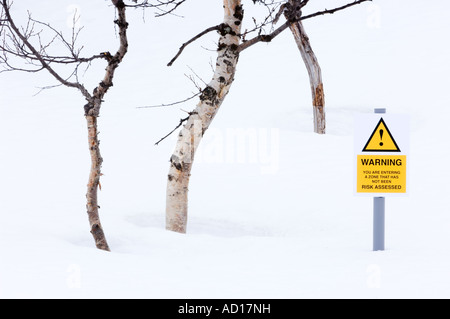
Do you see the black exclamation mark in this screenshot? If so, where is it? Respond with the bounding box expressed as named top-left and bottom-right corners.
top-left (379, 129), bottom-right (384, 146)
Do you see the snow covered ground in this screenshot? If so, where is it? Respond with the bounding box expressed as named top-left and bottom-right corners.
top-left (1, 0), bottom-right (450, 299)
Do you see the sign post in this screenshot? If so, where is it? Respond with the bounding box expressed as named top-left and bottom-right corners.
top-left (373, 195), bottom-right (385, 251)
top-left (373, 108), bottom-right (386, 251)
top-left (355, 108), bottom-right (409, 251)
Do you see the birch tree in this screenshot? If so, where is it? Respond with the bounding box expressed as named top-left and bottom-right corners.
top-left (165, 0), bottom-right (243, 233)
top-left (164, 0), bottom-right (371, 233)
top-left (0, 0), bottom-right (184, 250)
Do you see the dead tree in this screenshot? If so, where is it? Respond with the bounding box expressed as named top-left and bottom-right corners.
top-left (286, 0), bottom-right (325, 134)
top-left (0, 0), bottom-right (184, 250)
top-left (163, 0), bottom-right (371, 233)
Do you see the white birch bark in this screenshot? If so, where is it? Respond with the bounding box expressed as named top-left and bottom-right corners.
top-left (166, 0), bottom-right (243, 233)
top-left (288, 17), bottom-right (326, 134)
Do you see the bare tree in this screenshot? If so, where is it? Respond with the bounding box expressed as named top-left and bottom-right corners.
top-left (285, 0), bottom-right (325, 134)
top-left (0, 0), bottom-right (183, 250)
top-left (0, 0), bottom-right (129, 251)
top-left (165, 0), bottom-right (243, 233)
top-left (163, 0), bottom-right (372, 233)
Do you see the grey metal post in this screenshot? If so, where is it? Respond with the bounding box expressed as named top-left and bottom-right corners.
top-left (373, 196), bottom-right (385, 251)
top-left (373, 108), bottom-right (386, 251)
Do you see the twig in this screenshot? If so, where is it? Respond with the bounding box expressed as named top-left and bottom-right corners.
top-left (155, 116), bottom-right (190, 146)
top-left (239, 2), bottom-right (280, 39)
top-left (137, 92), bottom-right (201, 109)
top-left (154, 0), bottom-right (186, 17)
top-left (0, 0), bottom-right (91, 99)
top-left (238, 0), bottom-right (371, 53)
top-left (186, 66), bottom-right (207, 87)
top-left (301, 0), bottom-right (371, 21)
top-left (167, 25), bottom-right (221, 66)
top-left (126, 0), bottom-right (186, 17)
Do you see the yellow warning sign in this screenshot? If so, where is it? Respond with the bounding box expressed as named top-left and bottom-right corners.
top-left (357, 155), bottom-right (407, 193)
top-left (362, 118), bottom-right (400, 152)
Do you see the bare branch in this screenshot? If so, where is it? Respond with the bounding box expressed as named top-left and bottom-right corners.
top-left (238, 0), bottom-right (372, 53)
top-left (167, 24), bottom-right (221, 66)
top-left (0, 0), bottom-right (91, 98)
top-left (137, 92), bottom-right (201, 109)
top-left (154, 0), bottom-right (186, 17)
top-left (139, 64), bottom-right (206, 110)
top-left (125, 0), bottom-right (186, 17)
top-left (28, 18), bottom-right (104, 65)
top-left (239, 0), bottom-right (282, 40)
top-left (1, 0), bottom-right (132, 110)
top-left (301, 0), bottom-right (371, 21)
top-left (155, 115), bottom-right (190, 146)
top-left (238, 20), bottom-right (290, 52)
top-left (272, 3), bottom-right (287, 25)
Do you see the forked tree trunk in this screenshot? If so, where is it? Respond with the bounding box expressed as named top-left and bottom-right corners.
top-left (288, 18), bottom-right (325, 134)
top-left (166, 0), bottom-right (243, 233)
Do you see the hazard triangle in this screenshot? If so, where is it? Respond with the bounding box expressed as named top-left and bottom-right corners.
top-left (362, 118), bottom-right (400, 152)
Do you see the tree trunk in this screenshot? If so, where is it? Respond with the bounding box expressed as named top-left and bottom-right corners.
top-left (85, 114), bottom-right (110, 251)
top-left (166, 0), bottom-right (243, 233)
top-left (83, 0), bottom-right (128, 250)
top-left (288, 18), bottom-right (325, 134)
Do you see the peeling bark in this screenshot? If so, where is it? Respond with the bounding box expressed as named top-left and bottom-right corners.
top-left (166, 0), bottom-right (243, 233)
top-left (287, 10), bottom-right (326, 134)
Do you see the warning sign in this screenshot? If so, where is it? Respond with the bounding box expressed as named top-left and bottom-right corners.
top-left (362, 118), bottom-right (400, 152)
top-left (354, 113), bottom-right (409, 196)
top-left (357, 155), bottom-right (407, 193)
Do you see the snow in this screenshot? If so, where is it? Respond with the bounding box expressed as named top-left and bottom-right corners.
top-left (1, 0), bottom-right (450, 299)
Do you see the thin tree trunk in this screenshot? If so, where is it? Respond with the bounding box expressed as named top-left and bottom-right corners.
top-left (83, 0), bottom-right (129, 250)
top-left (166, 0), bottom-right (243, 233)
top-left (288, 18), bottom-right (325, 134)
top-left (85, 115), bottom-right (109, 251)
